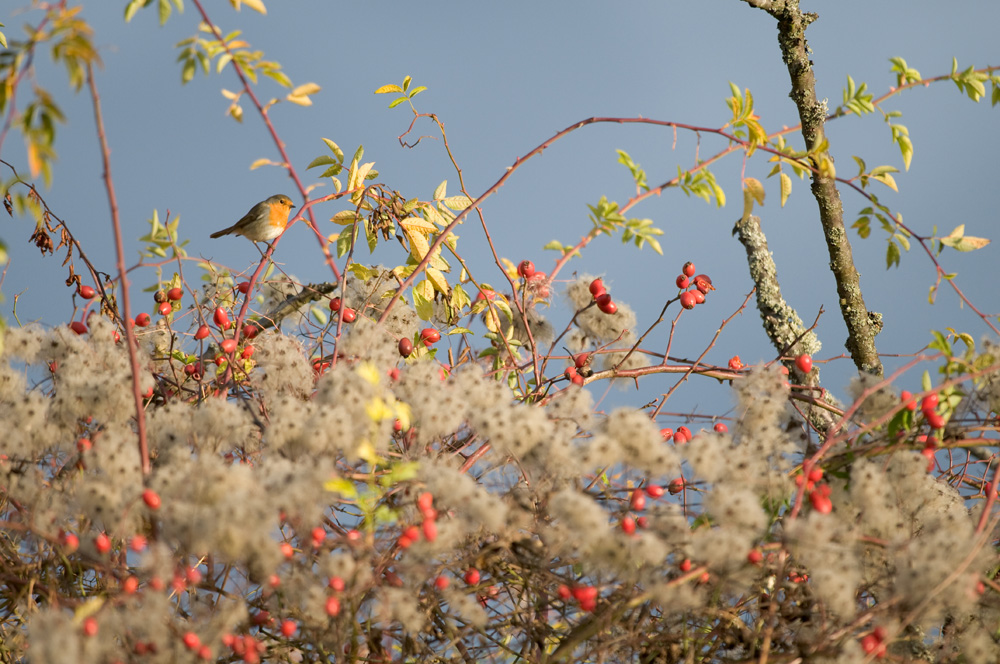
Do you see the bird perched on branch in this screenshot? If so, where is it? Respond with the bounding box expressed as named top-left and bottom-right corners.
top-left (210, 194), bottom-right (296, 245)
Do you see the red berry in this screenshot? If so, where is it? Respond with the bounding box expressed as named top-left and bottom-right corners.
top-left (645, 484), bottom-right (665, 498)
top-left (94, 532), bottom-right (112, 555)
top-left (659, 428), bottom-right (673, 442)
top-left (621, 516), bottom-right (636, 534)
top-left (679, 291), bottom-right (697, 309)
top-left (134, 313), bottom-right (151, 327)
top-left (588, 278), bottom-right (606, 297)
top-left (422, 519), bottom-right (438, 542)
top-left (220, 338), bottom-right (238, 354)
top-left (158, 302), bottom-right (172, 316)
top-left (167, 287), bottom-right (183, 301)
top-left (463, 568), bottom-right (481, 585)
top-left (213, 307), bottom-right (229, 328)
top-left (693, 274), bottom-right (714, 293)
top-left (325, 596), bottom-right (341, 616)
top-left (142, 488), bottom-right (161, 509)
top-left (630, 490), bottom-right (646, 511)
top-left (668, 478), bottom-right (685, 494)
top-left (682, 262), bottom-right (696, 277)
top-left (237, 281), bottom-right (251, 294)
top-left (280, 542), bottom-right (294, 559)
top-left (900, 390), bottom-right (917, 411)
top-left (417, 492), bottom-right (434, 512)
top-left (241, 345), bottom-right (255, 359)
top-left (329, 297), bottom-right (342, 312)
top-left (280, 620), bottom-right (297, 637)
top-left (573, 352), bottom-right (591, 368)
top-left (329, 576), bottom-right (346, 591)
top-left (557, 584), bottom-right (572, 600)
top-left (420, 328), bottom-right (441, 346)
top-left (195, 325), bottom-right (210, 340)
top-left (713, 422), bottom-right (728, 433)
top-left (130, 535), bottom-right (147, 552)
top-left (925, 411), bottom-right (945, 429)
top-left (70, 321), bottom-right (88, 335)
top-left (728, 356), bottom-right (743, 371)
top-left (921, 394), bottom-right (939, 412)
top-left (795, 354), bottom-right (813, 373)
top-left (82, 616), bottom-right (98, 637)
top-left (182, 632), bottom-right (201, 651)
top-left (595, 293), bottom-right (617, 314)
top-left (674, 425), bottom-right (692, 444)
top-left (78, 285), bottom-right (97, 299)
top-left (679, 559), bottom-right (692, 572)
top-left (517, 260), bottom-right (536, 279)
top-left (809, 490), bottom-right (833, 514)
top-left (61, 532), bottom-right (80, 552)
top-left (398, 337), bottom-right (414, 357)
top-left (675, 275), bottom-right (689, 289)
top-left (341, 307), bottom-right (356, 323)
top-left (433, 575), bottom-right (450, 590)
top-left (122, 575), bottom-right (139, 594)
top-left (747, 549), bottom-right (763, 565)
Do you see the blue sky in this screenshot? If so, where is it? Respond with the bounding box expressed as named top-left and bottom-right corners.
top-left (3, 1), bottom-right (998, 418)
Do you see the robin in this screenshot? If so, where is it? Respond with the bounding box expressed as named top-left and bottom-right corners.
top-left (210, 194), bottom-right (296, 244)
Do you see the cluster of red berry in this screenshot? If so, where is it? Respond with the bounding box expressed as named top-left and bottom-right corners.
top-left (587, 277), bottom-right (617, 314)
top-left (674, 261), bottom-right (714, 310)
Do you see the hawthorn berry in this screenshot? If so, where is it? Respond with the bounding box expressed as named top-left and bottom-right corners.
top-left (795, 353), bottom-right (813, 373)
top-left (237, 281), bottom-right (251, 294)
top-left (158, 302), bottom-right (172, 316)
top-left (693, 274), bottom-right (714, 293)
top-left (588, 278), bottom-right (606, 298)
top-left (94, 532), bottom-right (112, 555)
top-left (747, 549), bottom-right (764, 565)
top-left (645, 484), bottom-right (665, 498)
top-left (329, 297), bottom-right (342, 312)
top-left (668, 478), bottom-right (685, 494)
top-left (142, 488), bottom-right (161, 509)
top-left (212, 307), bottom-right (229, 328)
top-left (280, 620), bottom-right (297, 638)
top-left (629, 490), bottom-right (646, 511)
top-left (679, 291), bottom-right (697, 309)
top-left (167, 287), bottom-right (183, 301)
top-left (621, 516), bottom-right (637, 535)
top-left (595, 293), bottom-right (617, 314)
top-left (341, 307), bottom-right (356, 323)
top-left (325, 596), bottom-right (341, 616)
top-left (82, 616), bottom-right (98, 637)
top-left (182, 632), bottom-right (201, 651)
top-left (573, 352), bottom-right (591, 369)
top-left (135, 313), bottom-right (151, 327)
top-left (713, 422), bottom-right (728, 433)
top-left (220, 339), bottom-right (238, 354)
top-left (675, 274), bottom-right (690, 289)
top-left (659, 428), bottom-right (673, 442)
top-left (79, 285), bottom-right (96, 299)
top-left (464, 568), bottom-right (481, 585)
top-left (420, 328), bottom-right (441, 346)
top-left (673, 426), bottom-right (692, 444)
top-left (682, 262), bottom-right (696, 277)
top-left (329, 576), bottom-right (346, 591)
top-left (900, 390), bottom-right (917, 411)
top-left (398, 337), bottom-right (414, 357)
top-left (195, 325), bottom-right (210, 340)
top-left (433, 575), bottom-right (450, 590)
top-left (517, 260), bottom-right (536, 279)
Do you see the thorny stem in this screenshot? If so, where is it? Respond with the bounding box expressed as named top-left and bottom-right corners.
top-left (86, 63), bottom-right (150, 476)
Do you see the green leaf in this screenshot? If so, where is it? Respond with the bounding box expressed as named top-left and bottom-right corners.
top-left (433, 180), bottom-right (447, 201)
top-left (886, 239), bottom-right (900, 269)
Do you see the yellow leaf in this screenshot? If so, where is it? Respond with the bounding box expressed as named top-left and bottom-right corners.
top-left (221, 88), bottom-right (239, 100)
top-left (26, 142), bottom-right (41, 179)
top-left (285, 94), bottom-right (312, 106)
top-left (73, 597), bottom-right (106, 622)
top-left (400, 216), bottom-right (437, 236)
top-left (871, 172), bottom-right (898, 192)
top-left (404, 228), bottom-right (431, 261)
top-left (425, 266), bottom-right (450, 294)
top-left (357, 362), bottom-right (381, 386)
top-left (365, 397), bottom-right (393, 422)
top-left (393, 401), bottom-right (412, 431)
top-left (323, 477), bottom-right (358, 498)
top-left (742, 177), bottom-right (765, 219)
top-left (239, 0), bottom-right (267, 14)
top-left (374, 84), bottom-right (403, 94)
top-left (779, 172), bottom-right (792, 207)
top-left (291, 82), bottom-right (321, 97)
top-left (249, 158), bottom-right (277, 170)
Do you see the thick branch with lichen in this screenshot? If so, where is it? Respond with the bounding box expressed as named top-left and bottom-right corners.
top-left (743, 0), bottom-right (883, 377)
